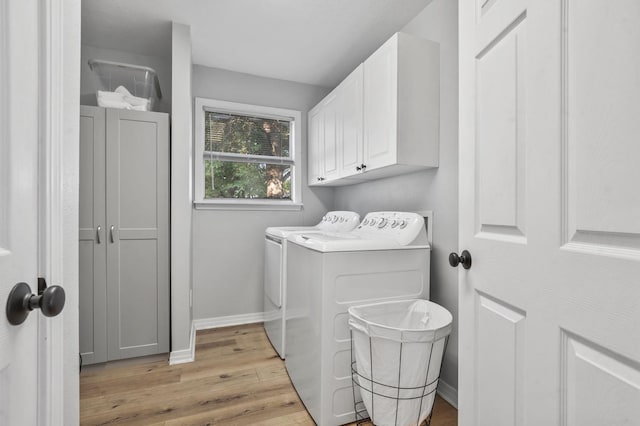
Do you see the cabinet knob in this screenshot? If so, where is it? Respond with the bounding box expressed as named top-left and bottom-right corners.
top-left (356, 166), bottom-right (361, 171)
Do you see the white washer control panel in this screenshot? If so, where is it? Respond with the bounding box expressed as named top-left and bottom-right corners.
top-left (352, 211), bottom-right (427, 246)
top-left (317, 211), bottom-right (361, 232)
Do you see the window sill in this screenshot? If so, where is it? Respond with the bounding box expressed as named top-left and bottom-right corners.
top-left (194, 200), bottom-right (303, 211)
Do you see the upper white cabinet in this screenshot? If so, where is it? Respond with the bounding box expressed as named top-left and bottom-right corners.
top-left (308, 64), bottom-right (363, 185)
top-left (363, 32), bottom-right (440, 176)
top-left (309, 32), bottom-right (439, 186)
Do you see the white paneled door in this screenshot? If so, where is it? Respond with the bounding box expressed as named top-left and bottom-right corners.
top-left (0, 0), bottom-right (42, 424)
top-left (459, 1), bottom-right (640, 426)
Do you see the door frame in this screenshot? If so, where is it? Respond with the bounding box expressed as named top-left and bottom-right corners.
top-left (37, 0), bottom-right (81, 424)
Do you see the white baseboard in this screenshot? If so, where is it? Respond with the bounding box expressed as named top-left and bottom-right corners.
top-left (169, 322), bottom-right (196, 365)
top-left (437, 379), bottom-right (458, 409)
top-left (193, 312), bottom-right (265, 331)
top-left (169, 313), bottom-right (264, 365)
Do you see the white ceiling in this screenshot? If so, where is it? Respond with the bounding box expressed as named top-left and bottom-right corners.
top-left (81, 0), bottom-right (431, 88)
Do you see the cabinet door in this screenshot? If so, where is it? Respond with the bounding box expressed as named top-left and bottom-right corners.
top-left (321, 92), bottom-right (340, 182)
top-left (79, 106), bottom-right (108, 365)
top-left (363, 34), bottom-right (398, 171)
top-left (308, 107), bottom-right (324, 185)
top-left (337, 64), bottom-right (363, 177)
top-left (106, 109), bottom-right (170, 360)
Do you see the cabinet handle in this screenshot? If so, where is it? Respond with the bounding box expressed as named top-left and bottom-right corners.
top-left (109, 226), bottom-right (115, 243)
top-left (361, 164), bottom-right (367, 170)
top-left (356, 166), bottom-right (361, 171)
top-left (96, 225), bottom-right (101, 244)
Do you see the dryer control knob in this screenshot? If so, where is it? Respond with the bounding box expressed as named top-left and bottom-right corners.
top-left (399, 220), bottom-right (407, 229)
top-left (378, 218), bottom-right (388, 228)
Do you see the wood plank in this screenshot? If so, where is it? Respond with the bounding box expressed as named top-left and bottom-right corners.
top-left (256, 363), bottom-right (288, 381)
top-left (80, 324), bottom-right (458, 425)
top-left (80, 369), bottom-right (182, 399)
top-left (80, 358), bottom-right (173, 382)
top-left (80, 367), bottom-right (262, 416)
top-left (180, 356), bottom-right (282, 383)
top-left (162, 393), bottom-right (306, 426)
top-left (82, 375), bottom-right (292, 425)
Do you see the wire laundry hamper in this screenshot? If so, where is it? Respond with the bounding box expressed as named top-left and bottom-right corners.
top-left (349, 299), bottom-right (453, 426)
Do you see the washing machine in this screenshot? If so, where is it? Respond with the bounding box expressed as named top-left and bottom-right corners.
top-left (264, 211), bottom-right (360, 359)
top-left (284, 211), bottom-right (430, 426)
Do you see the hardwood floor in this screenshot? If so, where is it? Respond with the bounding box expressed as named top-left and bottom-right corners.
top-left (80, 323), bottom-right (457, 425)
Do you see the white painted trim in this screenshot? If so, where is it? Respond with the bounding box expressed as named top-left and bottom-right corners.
top-left (170, 22), bottom-right (194, 357)
top-left (169, 313), bottom-right (264, 365)
top-left (169, 349), bottom-right (194, 365)
top-left (436, 379), bottom-right (458, 409)
top-left (193, 97), bottom-right (303, 206)
top-left (193, 312), bottom-right (265, 331)
top-left (414, 210), bottom-right (433, 245)
top-left (194, 201), bottom-right (303, 211)
top-left (169, 322), bottom-right (196, 365)
top-left (38, 0), bottom-right (66, 424)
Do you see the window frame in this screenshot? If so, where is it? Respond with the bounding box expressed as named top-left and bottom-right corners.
top-left (194, 97), bottom-right (303, 210)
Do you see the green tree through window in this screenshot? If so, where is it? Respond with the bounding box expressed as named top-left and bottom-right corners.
top-left (203, 111), bottom-right (292, 199)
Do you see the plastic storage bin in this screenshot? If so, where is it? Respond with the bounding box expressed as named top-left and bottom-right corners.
top-left (88, 59), bottom-right (162, 111)
top-left (349, 299), bottom-right (453, 426)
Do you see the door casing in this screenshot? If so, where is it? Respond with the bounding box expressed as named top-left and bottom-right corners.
top-left (37, 0), bottom-right (81, 424)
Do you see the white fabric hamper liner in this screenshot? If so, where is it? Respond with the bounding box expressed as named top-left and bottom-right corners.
top-left (348, 299), bottom-right (453, 426)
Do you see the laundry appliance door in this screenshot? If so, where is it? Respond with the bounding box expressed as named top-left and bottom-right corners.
top-left (264, 236), bottom-right (284, 358)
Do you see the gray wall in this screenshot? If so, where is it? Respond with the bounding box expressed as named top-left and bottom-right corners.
top-left (333, 0), bottom-right (459, 393)
top-left (191, 65), bottom-right (333, 319)
top-left (80, 44), bottom-right (172, 112)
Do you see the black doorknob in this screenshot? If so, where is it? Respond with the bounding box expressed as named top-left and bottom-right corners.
top-left (6, 282), bottom-right (66, 325)
top-left (449, 250), bottom-right (472, 269)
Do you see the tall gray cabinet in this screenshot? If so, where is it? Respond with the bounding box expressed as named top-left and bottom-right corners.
top-left (79, 106), bottom-right (170, 364)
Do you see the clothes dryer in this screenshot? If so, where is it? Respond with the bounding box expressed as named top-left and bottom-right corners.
top-left (264, 211), bottom-right (360, 359)
top-left (285, 212), bottom-right (430, 425)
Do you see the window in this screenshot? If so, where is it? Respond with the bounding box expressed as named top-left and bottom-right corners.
top-left (194, 98), bottom-right (302, 209)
